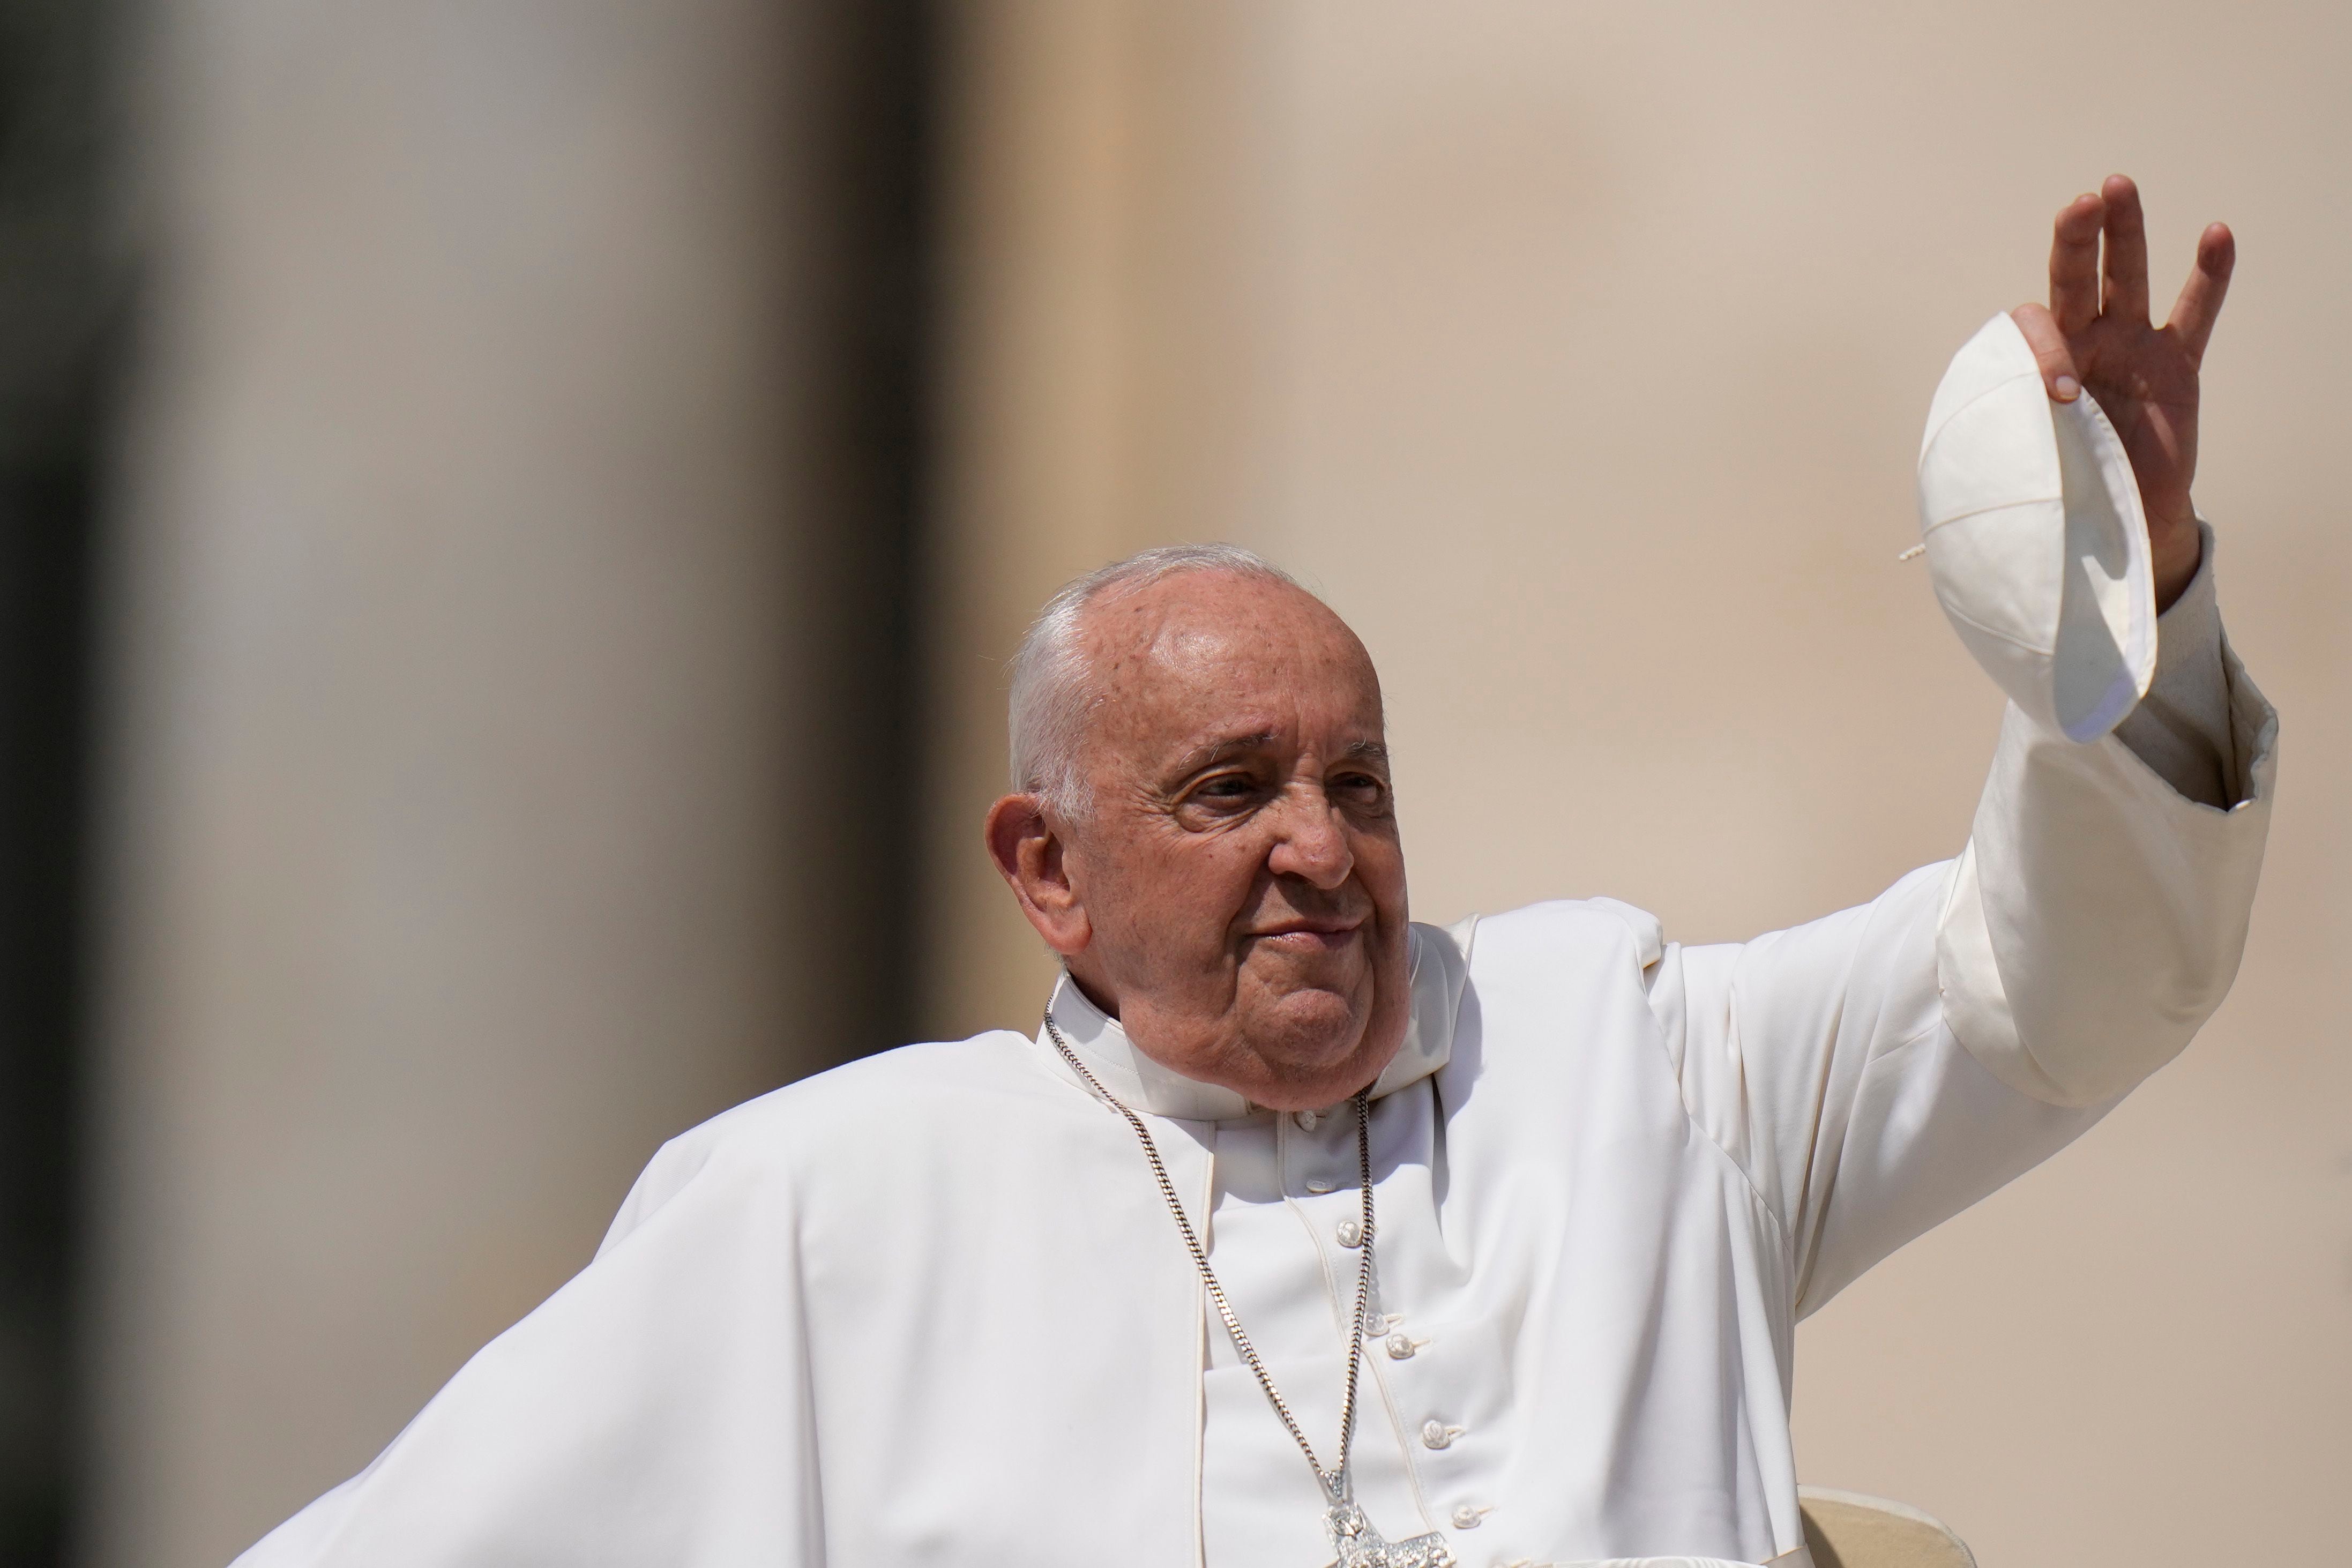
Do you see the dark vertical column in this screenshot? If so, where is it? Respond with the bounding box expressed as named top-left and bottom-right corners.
top-left (785, 1), bottom-right (938, 1062)
top-left (0, 0), bottom-right (114, 1561)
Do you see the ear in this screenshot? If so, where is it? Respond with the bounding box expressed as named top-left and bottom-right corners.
top-left (984, 794), bottom-right (1091, 957)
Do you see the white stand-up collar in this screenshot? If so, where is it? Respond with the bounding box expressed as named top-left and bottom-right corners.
top-left (1034, 917), bottom-right (1475, 1123)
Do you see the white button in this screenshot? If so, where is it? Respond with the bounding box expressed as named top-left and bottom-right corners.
top-left (1450, 1504), bottom-right (1487, 1530)
top-left (1420, 1419), bottom-right (1453, 1450)
top-left (1295, 1109), bottom-right (1319, 1130)
top-left (1304, 1177), bottom-right (1333, 1194)
top-left (1335, 1217), bottom-right (1363, 1248)
top-left (1385, 1333), bottom-right (1416, 1360)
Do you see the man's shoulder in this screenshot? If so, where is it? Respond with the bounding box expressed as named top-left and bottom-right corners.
top-left (688, 1029), bottom-right (1061, 1151)
top-left (597, 1030), bottom-right (1065, 1248)
top-left (1432, 897), bottom-right (1688, 1123)
top-left (1466, 895), bottom-right (1667, 975)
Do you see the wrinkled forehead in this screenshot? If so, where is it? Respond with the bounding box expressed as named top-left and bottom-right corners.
top-left (1077, 573), bottom-right (1385, 755)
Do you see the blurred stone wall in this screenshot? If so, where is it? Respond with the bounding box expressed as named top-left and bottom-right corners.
top-left (86, 2), bottom-right (931, 1561)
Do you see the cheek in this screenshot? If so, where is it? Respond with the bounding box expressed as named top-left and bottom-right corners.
top-left (1356, 830), bottom-right (1409, 908)
top-left (1101, 834), bottom-right (1261, 942)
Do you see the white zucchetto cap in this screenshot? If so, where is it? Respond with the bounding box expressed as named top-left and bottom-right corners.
top-left (1916, 312), bottom-right (2157, 743)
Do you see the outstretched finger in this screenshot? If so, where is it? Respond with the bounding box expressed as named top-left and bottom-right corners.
top-left (2049, 191), bottom-right (2103, 335)
top-left (2167, 221), bottom-right (2236, 365)
top-left (2011, 302), bottom-right (2082, 401)
top-left (2100, 173), bottom-right (2151, 323)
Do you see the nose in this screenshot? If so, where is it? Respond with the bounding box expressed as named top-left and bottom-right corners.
top-left (1265, 787), bottom-right (1355, 890)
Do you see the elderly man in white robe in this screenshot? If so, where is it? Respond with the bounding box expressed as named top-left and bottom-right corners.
top-left (238, 176), bottom-right (2274, 1568)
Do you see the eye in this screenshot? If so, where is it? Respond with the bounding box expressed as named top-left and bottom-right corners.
top-left (1173, 768), bottom-right (1269, 820)
top-left (1331, 771), bottom-right (1390, 808)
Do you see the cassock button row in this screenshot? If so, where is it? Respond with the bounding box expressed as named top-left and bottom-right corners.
top-left (1336, 1218), bottom-right (1363, 1248)
top-left (1305, 1177), bottom-right (1333, 1194)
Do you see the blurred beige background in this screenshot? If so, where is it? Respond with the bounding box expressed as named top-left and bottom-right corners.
top-left (86, 1), bottom-right (2347, 1564)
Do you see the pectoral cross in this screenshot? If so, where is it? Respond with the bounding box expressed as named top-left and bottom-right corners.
top-left (1323, 1499), bottom-right (1455, 1568)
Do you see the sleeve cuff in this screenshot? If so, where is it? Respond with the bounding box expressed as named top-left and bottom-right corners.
top-left (2112, 520), bottom-right (2240, 809)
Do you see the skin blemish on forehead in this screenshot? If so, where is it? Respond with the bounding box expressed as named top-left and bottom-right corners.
top-left (1146, 622), bottom-right (1237, 673)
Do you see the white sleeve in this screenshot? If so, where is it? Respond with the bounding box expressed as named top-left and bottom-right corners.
top-left (2109, 522), bottom-right (2242, 810)
top-left (1644, 540), bottom-right (2275, 1317)
top-left (228, 1130), bottom-right (828, 1567)
top-left (1936, 541), bottom-right (2275, 1111)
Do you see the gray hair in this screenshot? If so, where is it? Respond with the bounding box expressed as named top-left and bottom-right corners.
top-left (1007, 543), bottom-right (1302, 817)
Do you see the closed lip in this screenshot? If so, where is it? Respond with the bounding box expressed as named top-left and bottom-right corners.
top-left (1246, 917), bottom-right (1365, 940)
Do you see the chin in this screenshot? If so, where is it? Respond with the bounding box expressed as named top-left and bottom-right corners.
top-left (1237, 992), bottom-right (1401, 1110)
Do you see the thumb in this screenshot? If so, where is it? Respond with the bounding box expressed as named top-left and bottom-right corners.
top-left (2010, 303), bottom-right (2082, 402)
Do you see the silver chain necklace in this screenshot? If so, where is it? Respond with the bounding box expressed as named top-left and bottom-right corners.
top-left (1043, 1010), bottom-right (1455, 1568)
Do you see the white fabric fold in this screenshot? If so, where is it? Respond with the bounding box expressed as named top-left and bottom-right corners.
top-left (2111, 521), bottom-right (2240, 810)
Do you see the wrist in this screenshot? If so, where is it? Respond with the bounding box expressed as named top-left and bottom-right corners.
top-left (2151, 508), bottom-right (2203, 611)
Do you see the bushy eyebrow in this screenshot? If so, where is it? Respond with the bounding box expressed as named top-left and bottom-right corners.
top-left (1166, 731), bottom-right (1277, 779)
top-left (1162, 731), bottom-right (1390, 781)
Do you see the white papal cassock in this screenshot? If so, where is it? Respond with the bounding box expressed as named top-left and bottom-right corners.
top-left (238, 339), bottom-right (2276, 1568)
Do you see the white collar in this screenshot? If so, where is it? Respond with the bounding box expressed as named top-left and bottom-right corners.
top-left (1033, 917), bottom-right (1475, 1123)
